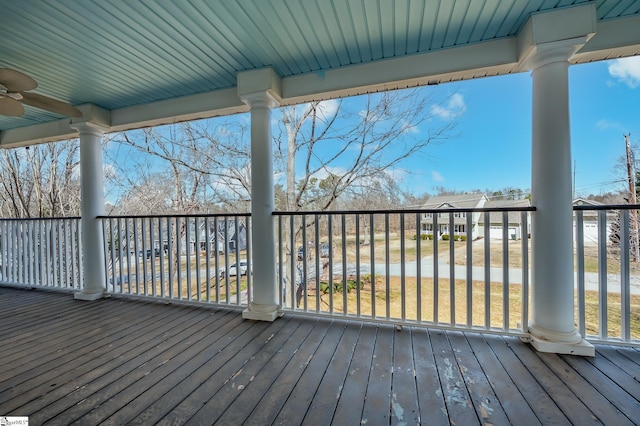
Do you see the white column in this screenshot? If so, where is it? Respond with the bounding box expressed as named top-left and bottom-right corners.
top-left (527, 40), bottom-right (594, 356)
top-left (242, 92), bottom-right (281, 321)
top-left (74, 123), bottom-right (108, 301)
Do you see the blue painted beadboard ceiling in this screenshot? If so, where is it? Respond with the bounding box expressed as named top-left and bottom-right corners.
top-left (1, 0), bottom-right (639, 132)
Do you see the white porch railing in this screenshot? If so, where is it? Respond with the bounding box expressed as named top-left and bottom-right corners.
top-left (574, 204), bottom-right (640, 345)
top-left (1, 205), bottom-right (639, 346)
top-left (0, 217), bottom-right (82, 290)
top-left (274, 208), bottom-right (533, 335)
top-left (100, 214), bottom-right (251, 307)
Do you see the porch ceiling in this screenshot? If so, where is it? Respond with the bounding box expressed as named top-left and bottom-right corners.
top-left (1, 0), bottom-right (640, 147)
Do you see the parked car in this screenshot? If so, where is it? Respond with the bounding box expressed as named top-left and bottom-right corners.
top-left (297, 246), bottom-right (305, 261)
top-left (319, 243), bottom-right (330, 258)
top-left (139, 248), bottom-right (160, 259)
top-left (219, 260), bottom-right (250, 278)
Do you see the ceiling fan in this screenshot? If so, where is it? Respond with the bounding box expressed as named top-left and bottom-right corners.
top-left (0, 68), bottom-right (82, 118)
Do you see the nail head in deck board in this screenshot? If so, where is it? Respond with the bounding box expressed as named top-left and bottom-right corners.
top-left (536, 352), bottom-right (636, 426)
top-left (105, 316), bottom-right (270, 425)
top-left (272, 319), bottom-right (349, 426)
top-left (563, 352), bottom-right (640, 422)
top-left (484, 335), bottom-right (571, 425)
top-left (447, 331), bottom-right (512, 425)
top-left (428, 329), bottom-right (480, 425)
top-left (464, 333), bottom-right (542, 426)
top-left (332, 323), bottom-right (378, 425)
top-left (302, 321), bottom-right (363, 425)
top-left (208, 319), bottom-right (319, 426)
top-left (154, 315), bottom-right (294, 425)
top-left (508, 339), bottom-right (606, 425)
top-left (245, 318), bottom-right (341, 425)
top-left (411, 328), bottom-right (450, 425)
top-left (390, 326), bottom-right (420, 425)
top-left (360, 323), bottom-right (394, 425)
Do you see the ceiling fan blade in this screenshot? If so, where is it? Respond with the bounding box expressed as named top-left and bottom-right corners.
top-left (0, 96), bottom-right (25, 116)
top-left (0, 68), bottom-right (37, 92)
top-left (20, 92), bottom-right (82, 118)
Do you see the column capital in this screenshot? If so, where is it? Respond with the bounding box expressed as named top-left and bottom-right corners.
top-left (240, 91), bottom-right (280, 110)
top-left (70, 121), bottom-right (109, 136)
top-left (520, 36), bottom-right (590, 71)
top-left (237, 67), bottom-right (282, 108)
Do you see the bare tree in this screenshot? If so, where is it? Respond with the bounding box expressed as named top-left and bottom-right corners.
top-left (0, 140), bottom-right (82, 218)
top-left (107, 89), bottom-right (462, 299)
top-left (274, 89), bottom-right (461, 294)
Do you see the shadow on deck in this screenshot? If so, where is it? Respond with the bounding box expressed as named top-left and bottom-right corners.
top-left (0, 287), bottom-right (638, 425)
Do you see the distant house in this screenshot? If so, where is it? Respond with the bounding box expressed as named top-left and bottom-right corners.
top-left (197, 219), bottom-right (248, 253)
top-left (420, 193), bottom-right (488, 240)
top-left (478, 198), bottom-right (531, 240)
top-left (155, 218), bottom-right (248, 254)
top-left (573, 198), bottom-right (613, 245)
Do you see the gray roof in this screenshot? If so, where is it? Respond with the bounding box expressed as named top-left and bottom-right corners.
top-left (421, 193), bottom-right (487, 210)
top-left (478, 199), bottom-right (531, 225)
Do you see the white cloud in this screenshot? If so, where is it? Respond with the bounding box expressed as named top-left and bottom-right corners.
top-left (431, 170), bottom-right (444, 182)
top-left (596, 119), bottom-right (622, 131)
top-left (608, 57), bottom-right (640, 88)
top-left (431, 93), bottom-right (466, 120)
top-left (315, 99), bottom-right (340, 121)
top-left (293, 99), bottom-right (340, 123)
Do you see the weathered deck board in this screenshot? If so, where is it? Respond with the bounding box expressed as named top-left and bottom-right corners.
top-left (1, 287), bottom-right (639, 425)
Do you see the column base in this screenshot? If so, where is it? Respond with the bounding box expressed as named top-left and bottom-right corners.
top-left (524, 324), bottom-right (594, 356)
top-left (524, 335), bottom-right (594, 357)
top-left (242, 302), bottom-right (282, 322)
top-left (74, 290), bottom-right (105, 301)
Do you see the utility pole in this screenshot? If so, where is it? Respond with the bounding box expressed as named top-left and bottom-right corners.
top-left (624, 133), bottom-right (639, 261)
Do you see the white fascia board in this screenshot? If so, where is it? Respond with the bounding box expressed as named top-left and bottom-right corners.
top-left (110, 87), bottom-right (248, 132)
top-left (573, 14), bottom-right (640, 62)
top-left (0, 118), bottom-right (78, 148)
top-left (0, 104), bottom-right (111, 148)
top-left (281, 37), bottom-right (519, 102)
top-left (0, 88), bottom-right (248, 147)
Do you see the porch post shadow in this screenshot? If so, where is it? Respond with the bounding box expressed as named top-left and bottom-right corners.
top-left (238, 68), bottom-right (283, 321)
top-left (518, 4), bottom-right (596, 356)
top-left (73, 122), bottom-right (109, 301)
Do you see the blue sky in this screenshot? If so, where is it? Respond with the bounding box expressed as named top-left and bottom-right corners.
top-left (396, 56), bottom-right (640, 197)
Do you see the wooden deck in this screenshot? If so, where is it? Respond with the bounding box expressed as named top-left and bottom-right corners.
top-left (0, 287), bottom-right (638, 426)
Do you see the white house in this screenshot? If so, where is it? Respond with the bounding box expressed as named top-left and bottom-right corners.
top-left (420, 193), bottom-right (488, 240)
top-left (479, 198), bottom-right (532, 240)
top-left (573, 198), bottom-right (614, 245)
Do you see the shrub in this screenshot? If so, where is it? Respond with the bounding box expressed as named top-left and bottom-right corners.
top-left (442, 234), bottom-right (450, 241)
top-left (461, 235), bottom-right (467, 241)
top-left (453, 235), bottom-right (460, 241)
